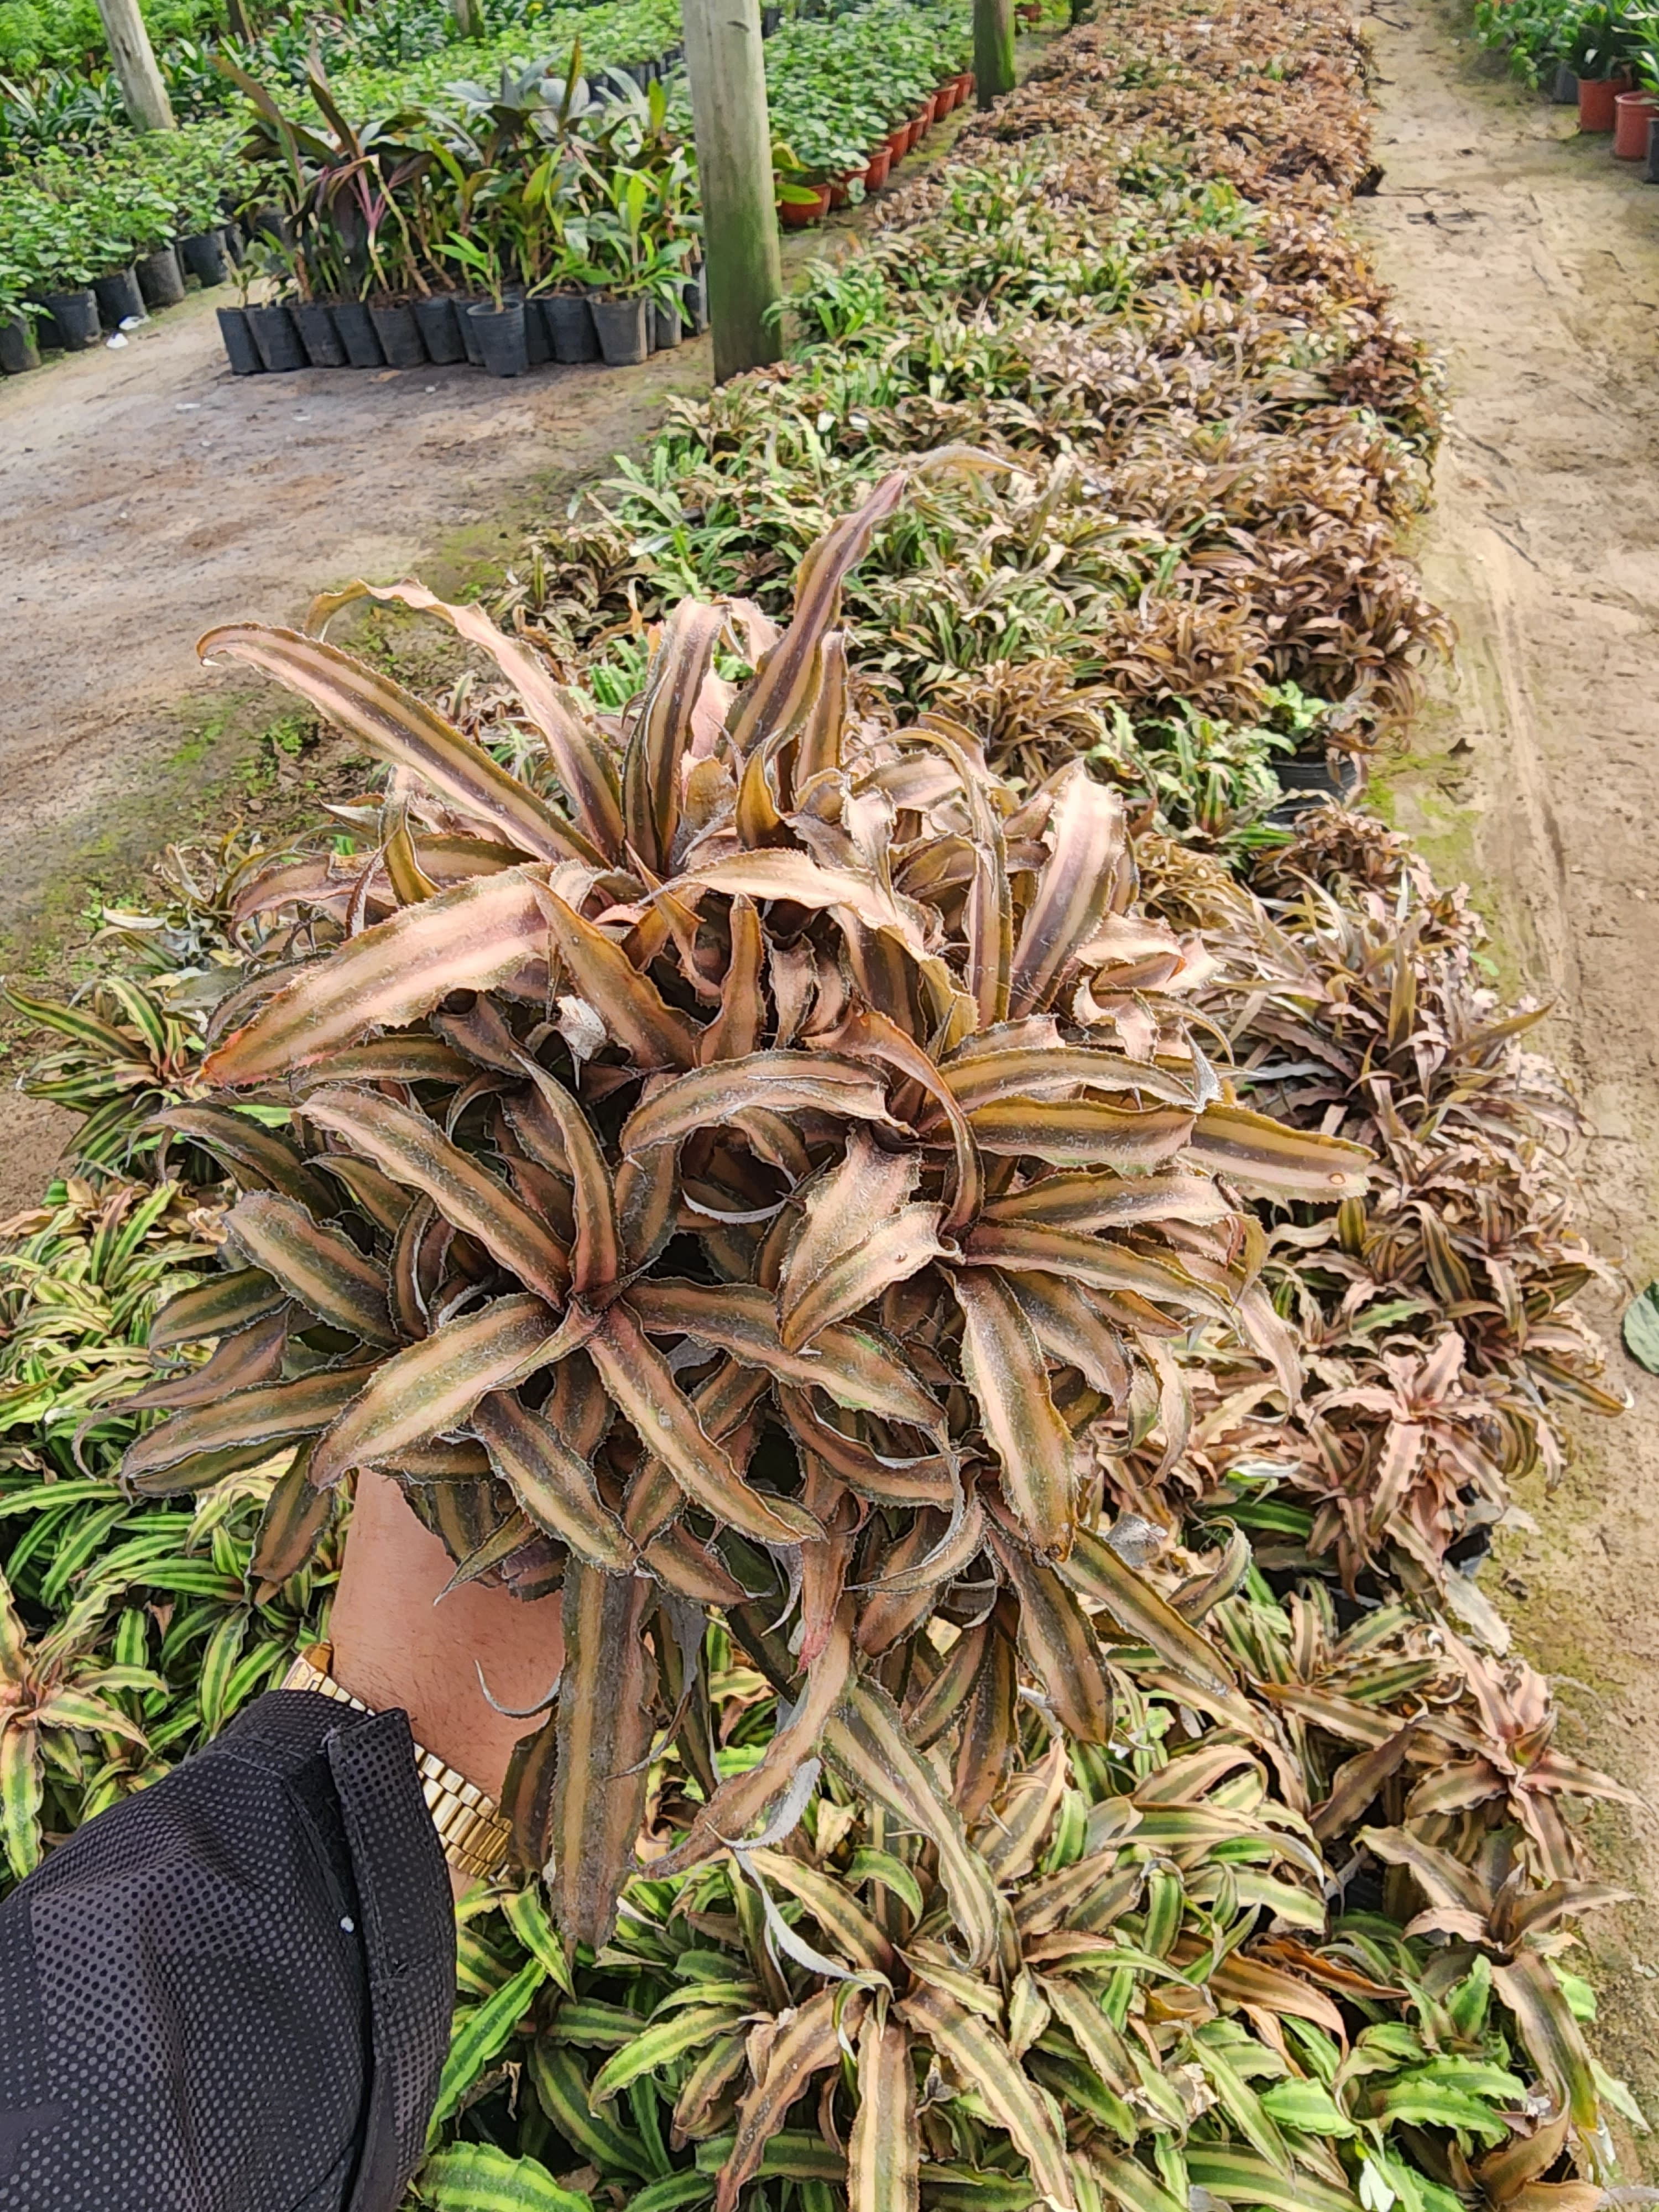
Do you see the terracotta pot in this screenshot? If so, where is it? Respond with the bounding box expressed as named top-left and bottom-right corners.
top-left (885, 124), bottom-right (909, 163)
top-left (1578, 75), bottom-right (1623, 130)
top-left (828, 172), bottom-right (854, 208)
top-left (780, 185), bottom-right (831, 228)
top-left (863, 145), bottom-right (893, 190)
top-left (1613, 87), bottom-right (1658, 155)
top-left (935, 79), bottom-right (958, 113)
top-left (905, 113), bottom-right (927, 151)
top-left (960, 70), bottom-right (975, 100)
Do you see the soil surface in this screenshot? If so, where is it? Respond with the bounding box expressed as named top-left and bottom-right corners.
top-left (0, 291), bottom-right (706, 931)
top-left (1359, 0), bottom-right (1659, 2152)
top-left (0, 299), bottom-right (711, 1206)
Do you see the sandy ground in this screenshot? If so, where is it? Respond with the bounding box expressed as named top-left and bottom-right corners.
top-left (1359, 0), bottom-right (1659, 2146)
top-left (0, 288), bottom-right (706, 928)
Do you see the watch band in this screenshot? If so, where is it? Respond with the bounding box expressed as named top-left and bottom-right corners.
top-left (280, 1642), bottom-right (512, 1886)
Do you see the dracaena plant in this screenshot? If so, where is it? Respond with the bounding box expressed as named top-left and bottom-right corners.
top-left (118, 469), bottom-right (1366, 1957)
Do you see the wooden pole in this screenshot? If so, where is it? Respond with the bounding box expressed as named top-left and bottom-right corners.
top-left (93, 0), bottom-right (175, 130)
top-left (682, 0), bottom-right (783, 384)
top-left (973, 0), bottom-right (1015, 106)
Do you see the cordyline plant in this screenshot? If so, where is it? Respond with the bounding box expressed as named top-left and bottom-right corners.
top-left (118, 471), bottom-right (1366, 1961)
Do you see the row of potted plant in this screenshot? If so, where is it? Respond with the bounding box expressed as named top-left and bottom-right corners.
top-left (757, 0), bottom-right (977, 220)
top-left (1477, 0), bottom-right (1659, 160)
top-left (0, 118), bottom-right (251, 371)
top-left (215, 51), bottom-right (702, 379)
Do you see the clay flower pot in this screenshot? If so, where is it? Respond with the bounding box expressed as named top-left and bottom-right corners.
top-left (1613, 87), bottom-right (1658, 155)
top-left (863, 145), bottom-right (893, 190)
top-left (780, 185), bottom-right (831, 228)
top-left (885, 124), bottom-right (910, 164)
top-left (1578, 75), bottom-right (1623, 131)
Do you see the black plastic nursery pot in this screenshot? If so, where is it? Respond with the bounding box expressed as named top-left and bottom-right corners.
top-left (41, 288), bottom-right (98, 350)
top-left (1646, 114), bottom-right (1659, 181)
top-left (180, 229), bottom-right (232, 287)
top-left (247, 301), bottom-right (307, 372)
top-left (413, 293), bottom-right (466, 364)
top-left (522, 296), bottom-right (551, 365)
top-left (92, 267), bottom-right (145, 329)
top-left (590, 294), bottom-right (650, 366)
top-left (653, 300), bottom-right (682, 349)
top-left (468, 299), bottom-right (529, 377)
top-left (1269, 751), bottom-right (1365, 823)
top-left (1553, 61), bottom-right (1578, 103)
top-left (135, 246), bottom-right (186, 309)
top-left (332, 300), bottom-right (385, 368)
top-left (458, 298), bottom-right (486, 367)
top-left (293, 300), bottom-right (347, 367)
top-left (217, 304), bottom-right (263, 375)
top-left (369, 300), bottom-right (426, 367)
top-left (542, 291), bottom-right (599, 362)
top-left (0, 311), bottom-right (41, 373)
top-left (682, 265), bottom-right (708, 334)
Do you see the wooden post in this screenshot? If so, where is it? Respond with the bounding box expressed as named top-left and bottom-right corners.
top-left (682, 0), bottom-right (783, 384)
top-left (93, 0), bottom-right (175, 131)
top-left (974, 0), bottom-right (1015, 106)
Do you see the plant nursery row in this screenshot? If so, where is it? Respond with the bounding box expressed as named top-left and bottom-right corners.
top-left (1, 2), bottom-right (1646, 2211)
top-left (0, 0), bottom-right (980, 377)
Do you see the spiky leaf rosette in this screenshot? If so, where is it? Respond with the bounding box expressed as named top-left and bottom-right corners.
top-left (126, 476), bottom-right (1366, 1950)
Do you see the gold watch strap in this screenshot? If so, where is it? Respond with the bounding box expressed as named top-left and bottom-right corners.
top-left (280, 1642), bottom-right (512, 1886)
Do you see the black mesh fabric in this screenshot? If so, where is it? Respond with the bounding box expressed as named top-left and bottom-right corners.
top-left (0, 1691), bottom-right (455, 2212)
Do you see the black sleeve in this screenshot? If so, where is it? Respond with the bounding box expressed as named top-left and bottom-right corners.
top-left (0, 1689), bottom-right (455, 2212)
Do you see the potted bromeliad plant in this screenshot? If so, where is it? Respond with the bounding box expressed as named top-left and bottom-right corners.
top-left (123, 476), bottom-right (1380, 2026)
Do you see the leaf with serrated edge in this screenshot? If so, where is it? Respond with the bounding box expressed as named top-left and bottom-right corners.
top-left (223, 1191), bottom-right (395, 1344)
top-left (538, 890), bottom-right (699, 1070)
top-left (551, 1564), bottom-right (656, 1953)
top-left (823, 1677), bottom-right (1003, 1970)
top-left (471, 1391), bottom-right (634, 1572)
top-left (964, 1222), bottom-right (1232, 1324)
top-left (622, 1052), bottom-right (895, 1154)
top-left (205, 869), bottom-right (551, 1087)
top-left (651, 1603), bottom-right (853, 1879)
top-left (588, 1299), bottom-right (820, 1544)
top-left (1054, 1527), bottom-right (1237, 1700)
top-left (987, 1525), bottom-right (1112, 1743)
top-left (1009, 770), bottom-right (1124, 1019)
top-left (629, 1279), bottom-right (941, 1431)
top-left (1185, 1105), bottom-right (1371, 1198)
top-left (304, 1085), bottom-right (569, 1304)
top-left (306, 581), bottom-right (624, 862)
top-left (714, 1989), bottom-right (867, 2212)
top-left (850, 2011), bottom-right (919, 2212)
top-left (780, 1134), bottom-right (945, 1350)
top-left (898, 1980), bottom-right (1076, 2211)
top-left (200, 624), bottom-right (598, 864)
top-left (308, 1297), bottom-right (557, 1489)
top-left (952, 1270), bottom-right (1077, 1558)
top-left (122, 1366), bottom-right (377, 1482)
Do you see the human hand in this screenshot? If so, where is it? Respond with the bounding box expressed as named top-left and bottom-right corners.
top-left (327, 1470), bottom-right (562, 1805)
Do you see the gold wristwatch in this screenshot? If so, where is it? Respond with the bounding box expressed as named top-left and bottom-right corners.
top-left (280, 1641), bottom-right (512, 1885)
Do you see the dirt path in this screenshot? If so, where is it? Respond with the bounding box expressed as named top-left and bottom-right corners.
top-left (0, 288), bottom-right (706, 931)
top-left (1358, 0), bottom-right (1659, 2144)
